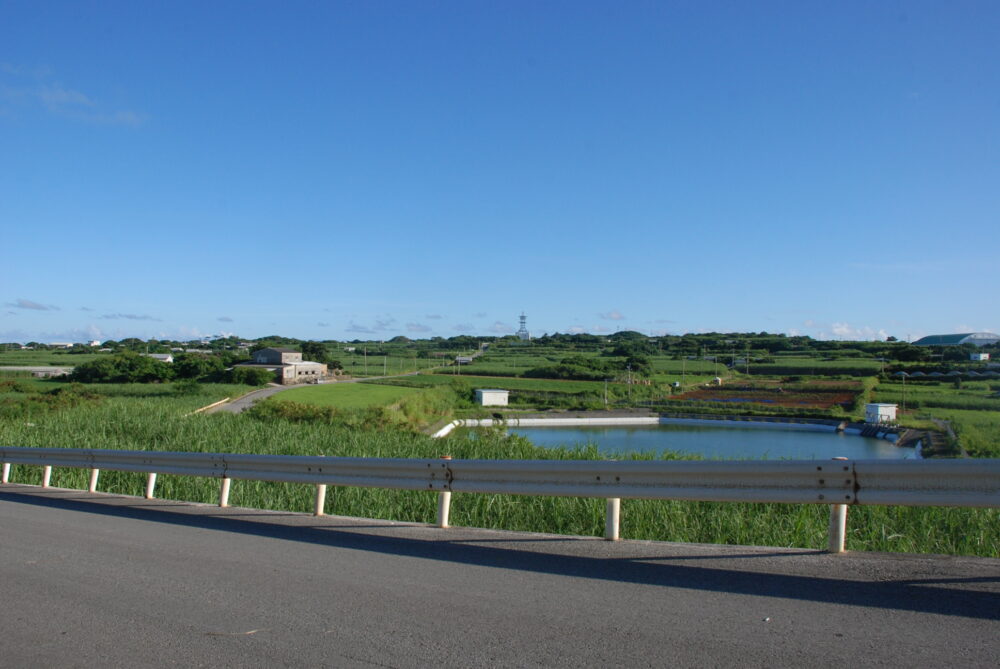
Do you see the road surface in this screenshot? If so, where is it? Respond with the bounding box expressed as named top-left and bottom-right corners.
top-left (2, 484), bottom-right (997, 667)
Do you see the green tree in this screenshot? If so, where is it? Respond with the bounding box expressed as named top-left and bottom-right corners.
top-left (300, 342), bottom-right (330, 364)
top-left (174, 353), bottom-right (224, 380)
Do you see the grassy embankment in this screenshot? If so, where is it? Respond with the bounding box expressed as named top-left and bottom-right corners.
top-left (1, 380), bottom-right (997, 557)
top-left (874, 381), bottom-right (1000, 457)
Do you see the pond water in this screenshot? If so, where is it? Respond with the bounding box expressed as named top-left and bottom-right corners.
top-left (509, 423), bottom-right (915, 460)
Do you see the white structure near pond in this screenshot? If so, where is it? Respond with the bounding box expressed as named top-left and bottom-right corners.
top-left (865, 403), bottom-right (898, 425)
top-left (475, 389), bottom-right (509, 406)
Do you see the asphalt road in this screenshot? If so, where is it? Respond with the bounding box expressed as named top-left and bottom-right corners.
top-left (2, 484), bottom-right (998, 667)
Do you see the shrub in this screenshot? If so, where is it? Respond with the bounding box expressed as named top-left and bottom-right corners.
top-left (228, 367), bottom-right (276, 385)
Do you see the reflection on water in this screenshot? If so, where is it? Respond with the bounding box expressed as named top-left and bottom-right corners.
top-left (509, 423), bottom-right (914, 460)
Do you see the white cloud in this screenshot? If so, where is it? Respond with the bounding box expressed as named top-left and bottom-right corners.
top-left (100, 313), bottom-right (162, 322)
top-left (218, 316), bottom-right (233, 323)
top-left (568, 326), bottom-right (586, 334)
top-left (426, 314), bottom-right (443, 320)
top-left (829, 322), bottom-right (889, 341)
top-left (1, 66), bottom-right (145, 126)
top-left (452, 323), bottom-right (474, 332)
top-left (599, 310), bottom-right (625, 321)
top-left (488, 321), bottom-right (513, 334)
top-left (407, 322), bottom-right (431, 333)
top-left (6, 298), bottom-right (58, 311)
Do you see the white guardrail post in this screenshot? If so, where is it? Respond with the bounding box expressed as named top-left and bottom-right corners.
top-left (145, 472), bottom-right (157, 500)
top-left (605, 498), bottom-right (621, 541)
top-left (827, 458), bottom-right (851, 553)
top-left (89, 468), bottom-right (100, 492)
top-left (1, 462), bottom-right (10, 484)
top-left (219, 477), bottom-right (232, 508)
top-left (436, 456), bottom-right (453, 528)
top-left (314, 484), bottom-right (327, 516)
top-left (42, 465), bottom-right (52, 488)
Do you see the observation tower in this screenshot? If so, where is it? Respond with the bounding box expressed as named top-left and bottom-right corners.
top-left (516, 313), bottom-right (530, 341)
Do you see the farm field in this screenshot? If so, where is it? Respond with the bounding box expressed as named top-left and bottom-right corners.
top-left (746, 357), bottom-right (883, 376)
top-left (671, 380), bottom-right (863, 410)
top-left (371, 373), bottom-right (612, 394)
top-left (276, 382), bottom-right (422, 409)
top-left (0, 350), bottom-right (104, 366)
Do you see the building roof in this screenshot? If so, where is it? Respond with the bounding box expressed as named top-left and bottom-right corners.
top-left (912, 332), bottom-right (1000, 347)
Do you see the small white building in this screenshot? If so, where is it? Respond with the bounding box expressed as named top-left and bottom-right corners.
top-left (865, 403), bottom-right (898, 425)
top-left (143, 353), bottom-right (174, 363)
top-left (971, 352), bottom-right (990, 362)
top-left (475, 389), bottom-right (509, 407)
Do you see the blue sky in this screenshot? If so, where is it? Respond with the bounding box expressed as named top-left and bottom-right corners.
top-left (2, 1), bottom-right (997, 344)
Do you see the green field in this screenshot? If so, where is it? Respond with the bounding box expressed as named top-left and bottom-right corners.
top-left (0, 350), bottom-right (105, 366)
top-left (277, 382), bottom-right (422, 409)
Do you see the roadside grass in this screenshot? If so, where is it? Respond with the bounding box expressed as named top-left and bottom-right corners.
top-left (276, 383), bottom-right (422, 409)
top-left (1, 396), bottom-right (998, 557)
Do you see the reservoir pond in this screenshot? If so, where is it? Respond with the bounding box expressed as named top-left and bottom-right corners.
top-left (509, 423), bottom-right (915, 460)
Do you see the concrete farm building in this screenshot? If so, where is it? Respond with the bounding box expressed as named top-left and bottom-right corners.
top-left (912, 332), bottom-right (1000, 347)
top-left (235, 347), bottom-right (327, 385)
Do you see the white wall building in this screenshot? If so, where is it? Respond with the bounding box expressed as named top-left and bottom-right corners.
top-left (475, 389), bottom-right (509, 406)
top-left (865, 403), bottom-right (897, 425)
top-left (971, 352), bottom-right (990, 361)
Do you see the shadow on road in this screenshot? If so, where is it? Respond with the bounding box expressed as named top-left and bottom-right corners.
top-left (3, 487), bottom-right (998, 621)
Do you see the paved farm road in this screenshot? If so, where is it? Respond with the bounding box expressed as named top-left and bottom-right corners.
top-left (2, 485), bottom-right (997, 667)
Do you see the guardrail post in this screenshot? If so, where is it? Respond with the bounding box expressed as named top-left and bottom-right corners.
top-left (828, 456), bottom-right (849, 553)
top-left (314, 484), bottom-right (327, 516)
top-left (605, 498), bottom-right (621, 541)
top-left (828, 504), bottom-right (848, 553)
top-left (42, 465), bottom-right (52, 488)
top-left (1, 462), bottom-right (10, 484)
top-left (219, 477), bottom-right (231, 508)
top-left (145, 473), bottom-right (157, 499)
top-left (436, 491), bottom-right (452, 528)
top-left (436, 455), bottom-right (452, 528)
top-left (88, 469), bottom-right (100, 492)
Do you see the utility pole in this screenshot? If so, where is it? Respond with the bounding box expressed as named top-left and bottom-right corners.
top-left (364, 347), bottom-right (367, 375)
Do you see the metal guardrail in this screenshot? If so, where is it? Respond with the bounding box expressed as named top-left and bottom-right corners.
top-left (2, 447), bottom-right (998, 553)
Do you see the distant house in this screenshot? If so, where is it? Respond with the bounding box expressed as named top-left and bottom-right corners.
top-left (971, 352), bottom-right (990, 362)
top-left (49, 342), bottom-right (74, 349)
top-left (475, 389), bottom-right (509, 407)
top-left (455, 356), bottom-right (474, 365)
top-left (234, 347), bottom-right (328, 385)
top-left (143, 353), bottom-right (174, 363)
